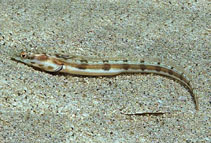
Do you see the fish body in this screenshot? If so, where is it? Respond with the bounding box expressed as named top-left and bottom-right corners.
top-left (12, 51), bottom-right (199, 110)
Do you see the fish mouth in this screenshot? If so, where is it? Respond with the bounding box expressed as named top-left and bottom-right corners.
top-left (11, 56), bottom-right (31, 66)
top-left (11, 56), bottom-right (23, 62)
top-left (11, 56), bottom-right (63, 73)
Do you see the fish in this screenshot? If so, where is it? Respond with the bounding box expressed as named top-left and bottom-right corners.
top-left (11, 51), bottom-right (199, 110)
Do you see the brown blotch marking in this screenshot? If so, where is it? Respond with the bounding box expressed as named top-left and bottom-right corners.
top-left (47, 66), bottom-right (54, 70)
top-left (168, 69), bottom-right (174, 75)
top-left (140, 64), bottom-right (146, 70)
top-left (80, 60), bottom-right (88, 63)
top-left (38, 64), bottom-right (44, 67)
top-left (77, 64), bottom-right (88, 70)
top-left (31, 62), bottom-right (36, 64)
top-left (155, 66), bottom-right (161, 72)
top-left (123, 60), bottom-right (128, 62)
top-left (102, 64), bottom-right (111, 71)
top-left (122, 64), bottom-right (130, 70)
top-left (55, 54), bottom-right (61, 58)
top-left (36, 54), bottom-right (48, 61)
top-left (160, 67), bottom-right (169, 73)
top-left (28, 56), bottom-right (35, 60)
top-left (52, 59), bottom-right (63, 65)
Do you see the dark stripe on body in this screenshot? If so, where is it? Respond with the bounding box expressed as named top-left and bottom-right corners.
top-left (102, 64), bottom-right (111, 71)
top-left (122, 64), bottom-right (130, 70)
top-left (77, 64), bottom-right (88, 70)
top-left (140, 65), bottom-right (146, 70)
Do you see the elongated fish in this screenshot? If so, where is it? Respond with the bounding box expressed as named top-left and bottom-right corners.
top-left (11, 51), bottom-right (199, 110)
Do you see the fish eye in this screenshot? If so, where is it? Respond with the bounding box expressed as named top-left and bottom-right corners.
top-left (20, 52), bottom-right (27, 58)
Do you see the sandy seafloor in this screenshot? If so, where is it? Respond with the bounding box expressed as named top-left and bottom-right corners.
top-left (0, 0), bottom-right (210, 142)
